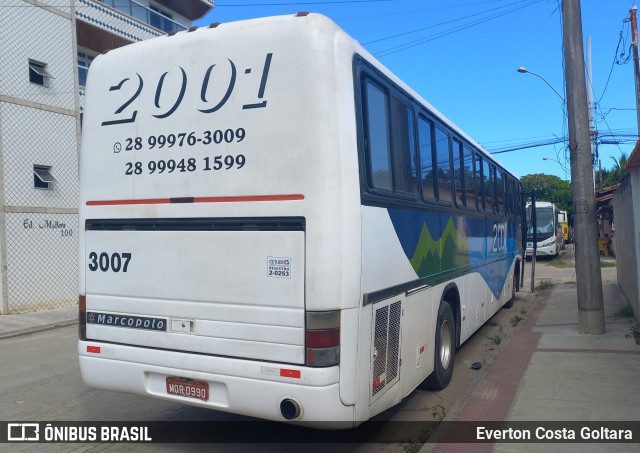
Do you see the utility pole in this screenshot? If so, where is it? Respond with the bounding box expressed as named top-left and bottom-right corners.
top-left (587, 37), bottom-right (596, 189)
top-left (631, 6), bottom-right (640, 134)
top-left (562, 0), bottom-right (605, 334)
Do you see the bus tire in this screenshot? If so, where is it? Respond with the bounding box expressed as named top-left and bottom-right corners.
top-left (426, 300), bottom-right (455, 390)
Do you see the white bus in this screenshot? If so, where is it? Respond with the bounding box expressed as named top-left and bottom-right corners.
top-left (525, 201), bottom-right (563, 256)
top-left (78, 13), bottom-right (524, 427)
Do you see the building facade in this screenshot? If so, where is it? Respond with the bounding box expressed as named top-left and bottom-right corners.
top-left (0, 0), bottom-right (213, 314)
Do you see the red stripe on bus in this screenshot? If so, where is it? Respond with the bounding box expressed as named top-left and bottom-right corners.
top-left (86, 194), bottom-right (304, 206)
top-left (194, 194), bottom-right (304, 203)
top-left (86, 199), bottom-right (170, 206)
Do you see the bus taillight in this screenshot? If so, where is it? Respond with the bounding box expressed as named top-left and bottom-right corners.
top-left (305, 311), bottom-right (340, 367)
top-left (79, 295), bottom-right (86, 340)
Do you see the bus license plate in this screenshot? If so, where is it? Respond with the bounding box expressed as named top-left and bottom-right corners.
top-left (166, 377), bottom-right (209, 401)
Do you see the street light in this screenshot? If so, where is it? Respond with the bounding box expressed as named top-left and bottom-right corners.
top-left (517, 67), bottom-right (565, 103)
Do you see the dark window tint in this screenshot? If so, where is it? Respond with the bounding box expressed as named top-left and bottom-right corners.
top-left (476, 155), bottom-right (484, 210)
top-left (463, 147), bottom-right (475, 209)
top-left (390, 97), bottom-right (417, 194)
top-left (435, 126), bottom-right (452, 203)
top-left (507, 178), bottom-right (515, 215)
top-left (496, 168), bottom-right (505, 213)
top-left (365, 82), bottom-right (392, 191)
top-left (483, 160), bottom-right (493, 212)
top-left (453, 139), bottom-right (465, 207)
top-left (418, 117), bottom-right (436, 201)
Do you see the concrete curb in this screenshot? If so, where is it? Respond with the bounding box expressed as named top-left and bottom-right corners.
top-left (0, 318), bottom-right (78, 341)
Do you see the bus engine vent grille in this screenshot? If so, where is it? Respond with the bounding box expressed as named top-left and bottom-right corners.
top-left (370, 300), bottom-right (402, 401)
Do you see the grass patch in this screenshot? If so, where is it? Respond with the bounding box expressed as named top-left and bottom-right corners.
top-left (510, 314), bottom-right (524, 327)
top-left (617, 304), bottom-right (635, 318)
top-left (487, 327), bottom-right (505, 346)
top-left (600, 261), bottom-right (616, 268)
top-left (547, 257), bottom-right (572, 268)
top-left (430, 404), bottom-right (446, 421)
top-left (535, 280), bottom-right (553, 291)
top-left (404, 427), bottom-right (437, 453)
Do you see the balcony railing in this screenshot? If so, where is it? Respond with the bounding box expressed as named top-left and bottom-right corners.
top-left (97, 0), bottom-right (187, 33)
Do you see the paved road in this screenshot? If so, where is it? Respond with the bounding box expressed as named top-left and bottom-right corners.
top-left (0, 328), bottom-right (254, 452)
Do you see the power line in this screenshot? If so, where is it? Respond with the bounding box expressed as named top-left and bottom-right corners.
top-left (343, 0), bottom-right (531, 21)
top-left (373, 0), bottom-right (543, 58)
top-left (596, 17), bottom-right (631, 106)
top-left (489, 137), bottom-right (565, 154)
top-left (363, 0), bottom-right (535, 45)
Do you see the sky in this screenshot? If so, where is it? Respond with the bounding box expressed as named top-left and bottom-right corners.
top-left (194, 0), bottom-right (639, 181)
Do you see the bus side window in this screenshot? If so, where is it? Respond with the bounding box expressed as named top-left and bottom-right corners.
top-left (418, 116), bottom-right (436, 201)
top-left (476, 154), bottom-right (484, 210)
top-left (389, 96), bottom-right (417, 195)
top-left (453, 139), bottom-right (465, 207)
top-left (483, 160), bottom-right (493, 212)
top-left (507, 178), bottom-right (515, 216)
top-left (496, 168), bottom-right (505, 214)
top-left (463, 146), bottom-right (475, 209)
top-left (505, 178), bottom-right (511, 215)
top-left (364, 81), bottom-right (393, 191)
top-left (435, 126), bottom-right (452, 204)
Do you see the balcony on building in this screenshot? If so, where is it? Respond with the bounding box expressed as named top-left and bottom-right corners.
top-left (76, 0), bottom-right (213, 110)
top-left (76, 0), bottom-right (213, 55)
top-left (76, 0), bottom-right (213, 77)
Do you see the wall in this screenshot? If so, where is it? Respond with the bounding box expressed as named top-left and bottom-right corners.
top-left (0, 1), bottom-right (79, 313)
top-left (612, 172), bottom-right (640, 317)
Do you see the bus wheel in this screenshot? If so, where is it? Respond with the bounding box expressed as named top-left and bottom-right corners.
top-left (426, 300), bottom-right (455, 390)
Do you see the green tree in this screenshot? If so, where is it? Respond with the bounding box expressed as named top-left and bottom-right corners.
top-left (521, 173), bottom-right (572, 215)
top-left (596, 152), bottom-right (628, 190)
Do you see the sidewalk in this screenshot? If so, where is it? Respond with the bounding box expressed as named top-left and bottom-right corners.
top-left (0, 304), bottom-right (77, 340)
top-left (424, 246), bottom-right (640, 452)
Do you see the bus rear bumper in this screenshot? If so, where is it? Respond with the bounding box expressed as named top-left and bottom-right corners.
top-left (78, 341), bottom-right (355, 427)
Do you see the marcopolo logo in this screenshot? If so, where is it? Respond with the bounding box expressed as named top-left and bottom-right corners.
top-left (86, 312), bottom-right (167, 331)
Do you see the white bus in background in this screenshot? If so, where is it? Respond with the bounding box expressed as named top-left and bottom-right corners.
top-left (78, 13), bottom-right (524, 427)
top-left (525, 201), bottom-right (563, 257)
